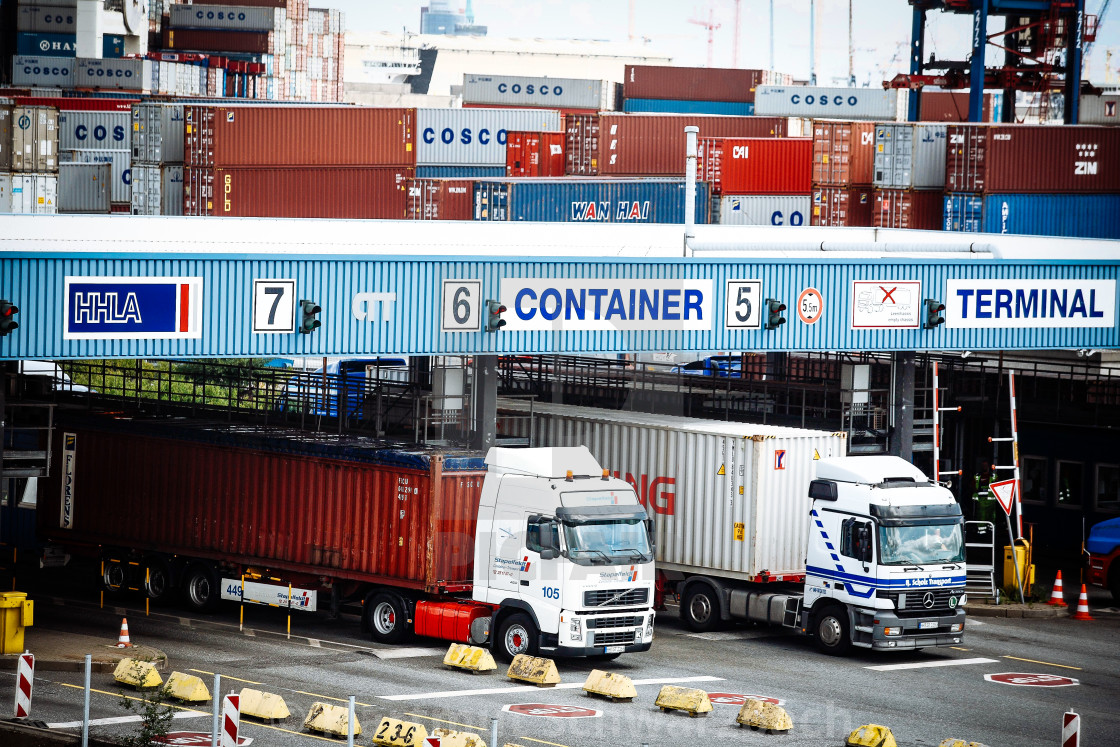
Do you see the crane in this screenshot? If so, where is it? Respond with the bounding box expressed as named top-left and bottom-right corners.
top-left (689, 5), bottom-right (722, 67)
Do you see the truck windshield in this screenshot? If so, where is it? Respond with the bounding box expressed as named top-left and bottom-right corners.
top-left (879, 523), bottom-right (965, 565)
top-left (563, 519), bottom-right (653, 565)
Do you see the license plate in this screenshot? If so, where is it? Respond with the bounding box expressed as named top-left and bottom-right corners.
top-left (919, 621), bottom-right (937, 630)
top-left (604, 645), bottom-right (625, 654)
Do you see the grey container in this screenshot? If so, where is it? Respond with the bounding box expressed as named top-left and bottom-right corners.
top-left (59, 110), bottom-right (131, 152)
top-left (1077, 94), bottom-right (1120, 125)
top-left (61, 149), bottom-right (130, 202)
top-left (131, 102), bottom-right (186, 164)
top-left (754, 86), bottom-right (908, 121)
top-left (0, 105), bottom-right (11, 171)
top-left (58, 161), bottom-right (111, 213)
top-left (415, 108), bottom-right (562, 167)
top-left (131, 163), bottom-right (183, 216)
top-left (11, 105), bottom-right (59, 173)
top-left (17, 5), bottom-right (77, 32)
top-left (11, 55), bottom-right (75, 88)
top-left (76, 58), bottom-right (153, 92)
top-left (462, 74), bottom-right (615, 111)
top-left (872, 123), bottom-right (946, 189)
top-left (718, 195), bottom-right (811, 226)
top-left (169, 4), bottom-right (284, 32)
top-left (0, 172), bottom-right (58, 213)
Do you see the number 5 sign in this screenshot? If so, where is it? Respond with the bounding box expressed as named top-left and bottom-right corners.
top-left (442, 280), bottom-right (482, 332)
top-left (725, 280), bottom-right (762, 329)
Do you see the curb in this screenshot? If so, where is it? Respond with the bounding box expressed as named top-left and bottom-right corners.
top-left (965, 604), bottom-right (1068, 619)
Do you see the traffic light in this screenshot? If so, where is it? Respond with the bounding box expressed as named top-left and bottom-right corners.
top-left (299, 299), bottom-right (321, 334)
top-left (764, 298), bottom-right (786, 330)
top-left (485, 299), bottom-right (507, 332)
top-left (0, 300), bottom-right (18, 337)
top-left (923, 298), bottom-right (946, 329)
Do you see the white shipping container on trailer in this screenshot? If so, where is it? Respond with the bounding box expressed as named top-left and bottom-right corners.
top-left (754, 86), bottom-right (908, 121)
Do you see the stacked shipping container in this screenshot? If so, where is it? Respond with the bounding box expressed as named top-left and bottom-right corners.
top-left (0, 102), bottom-right (59, 214)
top-left (809, 120), bottom-right (874, 227)
top-left (698, 136), bottom-right (812, 226)
top-left (131, 102), bottom-right (186, 215)
top-left (870, 123), bottom-right (946, 230)
top-left (620, 65), bottom-right (793, 116)
top-left (55, 99), bottom-right (135, 210)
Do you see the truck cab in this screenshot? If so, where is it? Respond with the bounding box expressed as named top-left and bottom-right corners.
top-left (474, 446), bottom-right (656, 659)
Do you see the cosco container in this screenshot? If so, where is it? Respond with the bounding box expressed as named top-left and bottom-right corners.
top-left (624, 65), bottom-right (764, 103)
top-left (871, 188), bottom-right (942, 230)
top-left (131, 163), bottom-right (184, 216)
top-left (183, 165), bottom-right (413, 218)
top-left (76, 58), bottom-right (153, 91)
top-left (415, 166), bottom-right (504, 179)
top-left (131, 102), bottom-right (186, 164)
top-left (58, 110), bottom-right (130, 151)
top-left (505, 131), bottom-right (565, 177)
top-left (497, 400), bottom-right (847, 580)
top-left (17, 5), bottom-right (77, 33)
top-left (943, 193), bottom-right (1120, 239)
top-left (755, 86), bottom-right (907, 121)
top-left (946, 124), bottom-right (1120, 193)
top-left (0, 172), bottom-right (57, 213)
top-left (184, 106), bottom-right (415, 168)
top-left (162, 28), bottom-right (276, 54)
top-left (462, 74), bottom-right (616, 111)
top-left (872, 123), bottom-right (946, 189)
top-left (416, 108), bottom-right (562, 167)
top-left (406, 178), bottom-right (474, 221)
top-left (11, 105), bottom-right (59, 173)
top-left (698, 137), bottom-right (811, 195)
top-left (472, 177), bottom-right (708, 224)
top-left (811, 120), bottom-right (876, 186)
top-left (622, 99), bottom-right (754, 116)
top-left (58, 161), bottom-right (111, 214)
top-left (61, 149), bottom-right (130, 202)
top-left (11, 55), bottom-right (76, 88)
top-left (1077, 94), bottom-right (1120, 125)
top-left (16, 31), bottom-right (76, 57)
top-left (718, 195), bottom-right (810, 226)
top-left (169, 4), bottom-right (285, 32)
top-left (810, 186), bottom-right (873, 227)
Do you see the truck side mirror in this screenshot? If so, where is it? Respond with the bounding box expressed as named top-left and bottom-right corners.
top-left (809, 480), bottom-right (838, 501)
top-left (857, 524), bottom-right (872, 563)
top-left (540, 548), bottom-right (559, 560)
top-left (645, 518), bottom-right (656, 551)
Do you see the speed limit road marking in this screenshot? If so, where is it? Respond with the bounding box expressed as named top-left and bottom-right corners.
top-left (797, 287), bottom-right (823, 325)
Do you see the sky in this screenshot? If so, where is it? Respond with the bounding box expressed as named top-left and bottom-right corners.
top-left (330, 0), bottom-right (1119, 88)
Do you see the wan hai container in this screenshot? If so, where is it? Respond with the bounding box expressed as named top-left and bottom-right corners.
top-left (472, 177), bottom-right (709, 224)
top-left (943, 193), bottom-right (1120, 239)
top-left (497, 400), bottom-right (847, 580)
top-left (755, 86), bottom-right (907, 121)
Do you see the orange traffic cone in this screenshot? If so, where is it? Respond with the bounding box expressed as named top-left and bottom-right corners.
top-left (1047, 571), bottom-right (1066, 606)
top-left (1071, 585), bottom-right (1094, 621)
top-left (116, 617), bottom-right (133, 647)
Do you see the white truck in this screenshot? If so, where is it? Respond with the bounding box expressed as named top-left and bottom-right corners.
top-left (500, 401), bottom-right (967, 654)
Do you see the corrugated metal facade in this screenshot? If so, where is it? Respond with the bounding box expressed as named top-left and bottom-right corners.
top-left (406, 178), bottom-right (474, 220)
top-left (944, 193), bottom-right (1120, 239)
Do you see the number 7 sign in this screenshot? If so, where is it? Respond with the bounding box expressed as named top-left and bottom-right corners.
top-left (252, 279), bottom-right (296, 334)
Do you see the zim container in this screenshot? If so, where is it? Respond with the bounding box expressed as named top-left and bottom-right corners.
top-left (698, 137), bottom-right (811, 195)
top-left (811, 120), bottom-right (876, 187)
top-left (505, 131), bottom-right (565, 177)
top-left (943, 192), bottom-right (1120, 239)
top-left (472, 177), bottom-right (709, 224)
top-left (872, 123), bottom-right (947, 189)
top-left (871, 188), bottom-right (943, 230)
top-left (718, 195), bottom-right (811, 226)
top-left (405, 177), bottom-right (474, 221)
top-left (623, 65), bottom-right (764, 103)
top-left (810, 185), bottom-right (873, 227)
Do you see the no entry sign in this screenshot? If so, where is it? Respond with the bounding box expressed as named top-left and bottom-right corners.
top-left (708, 693), bottom-right (784, 706)
top-left (503, 703), bottom-right (601, 718)
top-left (153, 732), bottom-right (253, 746)
top-left (984, 672), bottom-right (1079, 687)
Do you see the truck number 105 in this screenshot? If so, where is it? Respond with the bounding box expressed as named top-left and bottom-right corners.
top-left (542, 586), bottom-right (560, 599)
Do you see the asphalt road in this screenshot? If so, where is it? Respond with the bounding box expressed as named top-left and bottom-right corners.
top-left (5, 579), bottom-right (1119, 747)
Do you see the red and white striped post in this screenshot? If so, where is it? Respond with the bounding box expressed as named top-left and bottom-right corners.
top-left (1063, 709), bottom-right (1080, 747)
top-left (13, 652), bottom-right (34, 718)
top-left (221, 693), bottom-right (240, 747)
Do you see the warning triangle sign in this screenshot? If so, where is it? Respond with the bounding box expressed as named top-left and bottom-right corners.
top-left (989, 479), bottom-right (1016, 516)
top-left (717, 464), bottom-right (726, 476)
top-left (813, 450), bottom-right (821, 460)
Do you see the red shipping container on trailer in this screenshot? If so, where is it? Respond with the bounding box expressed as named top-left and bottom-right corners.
top-left (872, 189), bottom-right (943, 229)
top-left (946, 124), bottom-right (1120, 193)
top-left (183, 105), bottom-right (415, 168)
top-left (406, 178), bottom-right (474, 220)
top-left (506, 131), bottom-right (565, 177)
top-left (699, 137), bottom-right (812, 194)
top-left (810, 186), bottom-right (874, 226)
top-left (812, 120), bottom-right (877, 186)
top-left (163, 28), bottom-right (277, 54)
top-left (624, 65), bottom-right (763, 103)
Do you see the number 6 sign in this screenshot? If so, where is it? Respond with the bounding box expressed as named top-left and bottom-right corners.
top-left (441, 280), bottom-right (482, 332)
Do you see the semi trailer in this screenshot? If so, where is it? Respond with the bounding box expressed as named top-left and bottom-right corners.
top-left (38, 413), bottom-right (656, 660)
top-left (501, 400), bottom-right (968, 654)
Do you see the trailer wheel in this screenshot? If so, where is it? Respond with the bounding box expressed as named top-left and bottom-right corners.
top-left (813, 605), bottom-right (851, 656)
top-left (366, 593), bottom-right (410, 644)
top-left (495, 613), bottom-right (538, 661)
top-left (183, 565), bottom-right (220, 612)
top-left (681, 586), bottom-right (719, 632)
top-left (101, 560), bottom-right (127, 594)
top-left (143, 559), bottom-right (172, 603)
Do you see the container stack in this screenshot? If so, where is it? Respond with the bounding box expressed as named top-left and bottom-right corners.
top-left (505, 131), bottom-right (565, 178)
top-left (621, 65), bottom-right (791, 116)
top-left (57, 162), bottom-right (111, 214)
top-left (0, 102), bottom-right (59, 214)
top-left (809, 120), bottom-right (875, 227)
top-left (699, 136), bottom-right (812, 226)
top-left (472, 177), bottom-right (709, 224)
top-left (130, 102), bottom-right (186, 215)
top-left (870, 123), bottom-right (946, 230)
top-left (942, 124), bottom-right (1120, 239)
top-left (15, 0), bottom-right (79, 60)
top-left (55, 98), bottom-right (134, 212)
top-left (416, 108), bottom-right (561, 180)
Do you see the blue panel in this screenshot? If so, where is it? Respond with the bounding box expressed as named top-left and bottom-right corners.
top-left (472, 179), bottom-right (710, 224)
top-left (943, 194), bottom-right (984, 233)
top-left (622, 99), bottom-right (755, 116)
top-left (415, 166), bottom-right (505, 179)
top-left (944, 193), bottom-right (1120, 239)
top-left (102, 34), bottom-right (125, 59)
top-left (17, 32), bottom-right (76, 57)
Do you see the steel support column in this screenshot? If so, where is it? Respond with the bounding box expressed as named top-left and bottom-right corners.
top-left (969, 1), bottom-right (990, 122)
top-left (471, 355), bottom-right (497, 451)
top-left (891, 352), bottom-right (916, 462)
top-left (1065, 0), bottom-right (1085, 124)
top-left (909, 5), bottom-right (927, 122)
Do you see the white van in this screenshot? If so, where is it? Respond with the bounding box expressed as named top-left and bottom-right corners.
top-left (18, 361), bottom-right (94, 393)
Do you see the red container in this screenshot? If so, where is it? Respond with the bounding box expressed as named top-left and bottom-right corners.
top-left (163, 28), bottom-right (276, 54)
top-left (184, 105), bottom-right (415, 167)
top-left (596, 114), bottom-right (792, 176)
top-left (624, 65), bottom-right (763, 103)
top-left (699, 137), bottom-right (812, 194)
top-left (565, 113), bottom-right (600, 176)
top-left (872, 189), bottom-right (943, 229)
top-left (810, 186), bottom-right (874, 226)
top-left (506, 131), bottom-right (565, 177)
top-left (811, 120), bottom-right (876, 186)
top-left (946, 124), bottom-right (1120, 194)
top-left (183, 166), bottom-right (413, 218)
top-left (406, 178), bottom-right (474, 220)
top-left (919, 91), bottom-right (993, 122)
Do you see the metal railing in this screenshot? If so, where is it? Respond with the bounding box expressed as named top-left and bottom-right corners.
top-left (964, 520), bottom-right (999, 602)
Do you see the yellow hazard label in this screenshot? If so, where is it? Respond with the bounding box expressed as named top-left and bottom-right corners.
top-left (734, 523), bottom-right (744, 541)
top-left (814, 449), bottom-right (821, 460)
top-left (822, 154), bottom-right (829, 163)
top-left (717, 464), bottom-right (726, 476)
top-left (739, 486), bottom-right (744, 495)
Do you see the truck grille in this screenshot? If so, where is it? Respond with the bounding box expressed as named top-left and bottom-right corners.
top-left (877, 588), bottom-right (964, 615)
top-left (592, 630), bottom-right (635, 646)
top-left (584, 588), bottom-right (649, 607)
top-left (586, 616), bottom-right (643, 629)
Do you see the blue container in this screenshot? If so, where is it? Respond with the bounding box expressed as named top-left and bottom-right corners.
top-left (415, 166), bottom-right (506, 179)
top-left (103, 34), bottom-right (125, 58)
top-left (17, 31), bottom-right (77, 57)
top-left (944, 193), bottom-right (1120, 239)
top-left (473, 178), bottom-right (710, 223)
top-left (622, 98), bottom-right (755, 116)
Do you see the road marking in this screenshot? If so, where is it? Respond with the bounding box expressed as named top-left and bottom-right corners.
top-left (188, 670), bottom-right (263, 685)
top-left (1003, 655), bottom-right (1082, 671)
top-left (378, 675), bottom-right (723, 701)
top-left (308, 639), bottom-right (321, 648)
top-left (403, 713), bottom-right (484, 730)
top-left (370, 646), bottom-right (446, 659)
top-left (49, 712), bottom-right (209, 729)
top-left (685, 630), bottom-right (792, 641)
top-left (179, 618), bottom-right (192, 627)
top-left (865, 657), bottom-right (997, 671)
top-left (294, 691), bottom-right (376, 707)
top-left (951, 647), bottom-right (971, 651)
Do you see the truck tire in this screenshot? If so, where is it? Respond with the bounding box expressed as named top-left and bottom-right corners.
top-left (101, 560), bottom-right (127, 595)
top-left (813, 605), bottom-right (852, 656)
top-left (143, 559), bottom-right (173, 603)
top-left (183, 564), bottom-right (220, 612)
top-left (495, 613), bottom-right (538, 661)
top-left (366, 592), bottom-right (410, 644)
top-left (681, 586), bottom-right (719, 632)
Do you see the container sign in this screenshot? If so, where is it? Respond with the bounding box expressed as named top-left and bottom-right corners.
top-left (946, 280), bottom-right (1115, 329)
top-left (851, 281), bottom-right (921, 329)
top-left (64, 277), bottom-right (203, 340)
top-left (502, 278), bottom-right (712, 332)
top-left (60, 432), bottom-right (76, 530)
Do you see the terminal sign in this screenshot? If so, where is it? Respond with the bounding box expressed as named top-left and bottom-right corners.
top-left (946, 279), bottom-right (1115, 328)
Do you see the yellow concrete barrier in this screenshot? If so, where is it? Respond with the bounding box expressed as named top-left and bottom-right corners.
top-left (654, 685), bottom-right (712, 717)
top-left (582, 669), bottom-right (636, 701)
top-left (239, 688), bottom-right (290, 722)
top-left (303, 702), bottom-right (360, 737)
top-left (371, 717), bottom-right (428, 746)
top-left (443, 643), bottom-right (497, 674)
top-left (165, 672), bottom-right (210, 703)
top-left (431, 726), bottom-right (487, 747)
top-left (847, 724), bottom-right (898, 747)
top-left (939, 739), bottom-right (989, 747)
top-left (735, 699), bottom-right (793, 733)
top-left (506, 654), bottom-right (561, 686)
top-left (112, 658), bottom-right (163, 689)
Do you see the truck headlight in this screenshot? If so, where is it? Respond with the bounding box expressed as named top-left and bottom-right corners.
top-left (645, 615), bottom-right (654, 640)
top-left (950, 622), bottom-right (964, 633)
top-left (570, 618), bottom-right (582, 642)
top-left (883, 626), bottom-right (903, 637)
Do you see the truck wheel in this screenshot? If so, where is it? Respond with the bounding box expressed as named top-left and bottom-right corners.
top-left (366, 593), bottom-right (410, 644)
top-left (681, 586), bottom-right (719, 632)
top-left (813, 605), bottom-right (852, 656)
top-left (102, 560), bottom-right (127, 594)
top-left (495, 613), bottom-right (538, 661)
top-left (143, 559), bottom-right (172, 603)
top-left (183, 565), bottom-right (220, 612)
